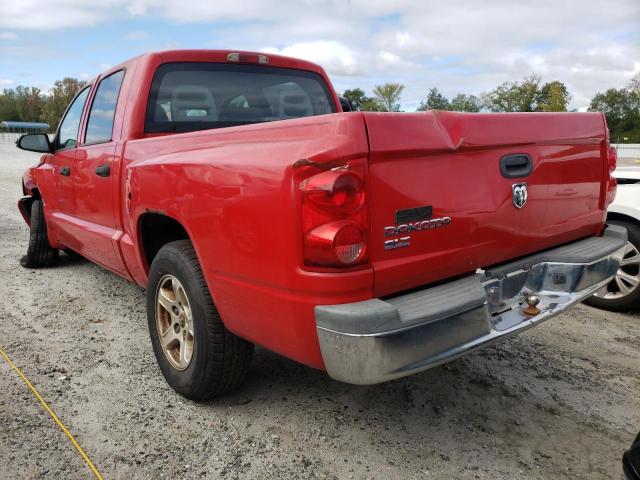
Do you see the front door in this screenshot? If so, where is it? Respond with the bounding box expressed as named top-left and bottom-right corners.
top-left (42, 86), bottom-right (90, 248)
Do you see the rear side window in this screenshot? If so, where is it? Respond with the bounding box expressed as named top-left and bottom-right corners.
top-left (85, 70), bottom-right (125, 145)
top-left (145, 62), bottom-right (336, 133)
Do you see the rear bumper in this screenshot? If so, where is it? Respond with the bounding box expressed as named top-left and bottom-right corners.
top-left (315, 225), bottom-right (627, 385)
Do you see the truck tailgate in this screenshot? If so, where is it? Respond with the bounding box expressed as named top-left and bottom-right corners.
top-left (364, 111), bottom-right (607, 297)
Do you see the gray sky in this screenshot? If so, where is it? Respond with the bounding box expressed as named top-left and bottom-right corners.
top-left (1, 0), bottom-right (638, 110)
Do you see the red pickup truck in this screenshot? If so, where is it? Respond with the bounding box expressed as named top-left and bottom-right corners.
top-left (16, 50), bottom-right (625, 400)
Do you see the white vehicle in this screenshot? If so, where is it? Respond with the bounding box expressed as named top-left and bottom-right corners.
top-left (585, 166), bottom-right (640, 311)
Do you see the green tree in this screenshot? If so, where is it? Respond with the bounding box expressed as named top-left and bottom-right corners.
top-left (342, 88), bottom-right (369, 111)
top-left (450, 93), bottom-right (481, 112)
top-left (486, 75), bottom-right (542, 112)
top-left (15, 86), bottom-right (44, 122)
top-left (372, 83), bottom-right (404, 112)
top-left (538, 81), bottom-right (571, 112)
top-left (588, 75), bottom-right (640, 142)
top-left (629, 73), bottom-right (640, 93)
top-left (359, 98), bottom-right (386, 111)
top-left (417, 88), bottom-right (450, 111)
top-left (41, 77), bottom-right (87, 131)
top-left (0, 89), bottom-right (20, 122)
top-left (485, 76), bottom-right (571, 113)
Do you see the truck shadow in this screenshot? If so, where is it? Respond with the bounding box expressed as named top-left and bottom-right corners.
top-left (56, 250), bottom-right (88, 266)
top-left (209, 339), bottom-right (578, 441)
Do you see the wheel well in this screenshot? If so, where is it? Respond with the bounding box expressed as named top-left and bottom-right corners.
top-left (607, 212), bottom-right (640, 227)
top-left (22, 189), bottom-right (41, 217)
top-left (139, 213), bottom-right (190, 269)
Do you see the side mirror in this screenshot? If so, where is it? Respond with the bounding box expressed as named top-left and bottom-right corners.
top-left (16, 133), bottom-right (52, 153)
top-left (338, 96), bottom-right (354, 112)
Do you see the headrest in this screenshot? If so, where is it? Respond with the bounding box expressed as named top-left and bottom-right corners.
top-left (278, 91), bottom-right (312, 118)
top-left (170, 85), bottom-right (218, 121)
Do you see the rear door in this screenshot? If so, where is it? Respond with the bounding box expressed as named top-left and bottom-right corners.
top-left (364, 111), bottom-right (607, 297)
top-left (69, 69), bottom-right (128, 275)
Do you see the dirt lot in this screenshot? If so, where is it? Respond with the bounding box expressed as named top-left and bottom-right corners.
top-left (0, 140), bottom-right (638, 480)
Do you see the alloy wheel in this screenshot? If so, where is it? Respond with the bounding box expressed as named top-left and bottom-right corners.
top-left (155, 274), bottom-right (194, 370)
top-left (594, 241), bottom-right (640, 300)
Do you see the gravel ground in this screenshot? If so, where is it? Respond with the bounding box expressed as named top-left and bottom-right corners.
top-left (0, 140), bottom-right (639, 480)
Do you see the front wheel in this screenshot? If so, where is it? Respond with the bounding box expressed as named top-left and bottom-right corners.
top-left (584, 220), bottom-right (640, 312)
top-left (20, 199), bottom-right (58, 268)
top-left (146, 240), bottom-right (253, 400)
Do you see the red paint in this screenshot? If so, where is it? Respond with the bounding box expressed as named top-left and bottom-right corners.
top-left (363, 111), bottom-right (608, 296)
top-left (21, 50), bottom-right (613, 370)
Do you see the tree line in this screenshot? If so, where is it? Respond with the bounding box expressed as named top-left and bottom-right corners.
top-left (344, 73), bottom-right (640, 142)
top-left (0, 78), bottom-right (87, 132)
top-left (1, 74), bottom-right (638, 142)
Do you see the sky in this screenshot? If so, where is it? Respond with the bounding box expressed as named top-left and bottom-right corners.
top-left (0, 0), bottom-right (638, 111)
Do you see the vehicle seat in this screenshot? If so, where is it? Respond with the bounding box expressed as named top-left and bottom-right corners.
top-left (277, 92), bottom-right (313, 119)
top-left (170, 86), bottom-right (218, 121)
top-left (219, 95), bottom-right (272, 122)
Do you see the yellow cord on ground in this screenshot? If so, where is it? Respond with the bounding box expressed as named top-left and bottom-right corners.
top-left (0, 346), bottom-right (104, 480)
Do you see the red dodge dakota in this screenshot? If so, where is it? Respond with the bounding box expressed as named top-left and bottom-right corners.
top-left (16, 50), bottom-right (625, 400)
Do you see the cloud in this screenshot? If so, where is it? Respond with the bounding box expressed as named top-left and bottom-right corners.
top-left (1, 0), bottom-right (638, 110)
top-left (0, 1), bottom-right (125, 29)
top-left (0, 32), bottom-right (17, 40)
top-left (0, 79), bottom-right (14, 85)
top-left (376, 51), bottom-right (417, 70)
top-left (264, 41), bottom-right (362, 76)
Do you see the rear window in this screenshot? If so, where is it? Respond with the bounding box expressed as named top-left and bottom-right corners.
top-left (145, 62), bottom-right (336, 133)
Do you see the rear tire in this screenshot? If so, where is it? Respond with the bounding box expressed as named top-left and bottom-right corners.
top-left (146, 240), bottom-right (253, 400)
top-left (584, 220), bottom-right (640, 312)
top-left (20, 199), bottom-right (58, 268)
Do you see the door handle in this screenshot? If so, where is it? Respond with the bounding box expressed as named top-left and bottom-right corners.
top-left (95, 164), bottom-right (110, 177)
top-left (500, 154), bottom-right (532, 178)
top-left (60, 166), bottom-right (71, 176)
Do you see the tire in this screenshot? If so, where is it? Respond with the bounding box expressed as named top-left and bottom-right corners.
top-left (20, 199), bottom-right (58, 268)
top-left (584, 220), bottom-right (640, 312)
top-left (146, 240), bottom-right (253, 400)
top-left (624, 431), bottom-right (640, 480)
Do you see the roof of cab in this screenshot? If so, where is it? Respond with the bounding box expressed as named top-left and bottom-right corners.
top-left (132, 49), bottom-right (327, 76)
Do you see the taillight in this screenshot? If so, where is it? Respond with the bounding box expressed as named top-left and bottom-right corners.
top-left (608, 145), bottom-right (618, 173)
top-left (301, 169), bottom-right (367, 267)
top-left (605, 145), bottom-right (617, 209)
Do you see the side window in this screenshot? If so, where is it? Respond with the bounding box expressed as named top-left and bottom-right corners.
top-left (57, 87), bottom-right (90, 150)
top-left (85, 70), bottom-right (125, 145)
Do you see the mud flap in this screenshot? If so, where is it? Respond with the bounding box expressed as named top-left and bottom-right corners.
top-left (17, 196), bottom-right (34, 227)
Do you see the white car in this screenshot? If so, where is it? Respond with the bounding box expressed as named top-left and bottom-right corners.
top-left (585, 166), bottom-right (640, 311)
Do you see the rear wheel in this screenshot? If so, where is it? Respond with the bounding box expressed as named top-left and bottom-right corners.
top-left (146, 240), bottom-right (253, 400)
top-left (584, 220), bottom-right (640, 312)
top-left (20, 199), bottom-right (58, 268)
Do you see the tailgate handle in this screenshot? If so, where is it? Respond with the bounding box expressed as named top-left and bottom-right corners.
top-left (500, 154), bottom-right (532, 178)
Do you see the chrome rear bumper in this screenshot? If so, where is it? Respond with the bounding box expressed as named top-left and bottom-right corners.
top-left (315, 225), bottom-right (627, 385)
